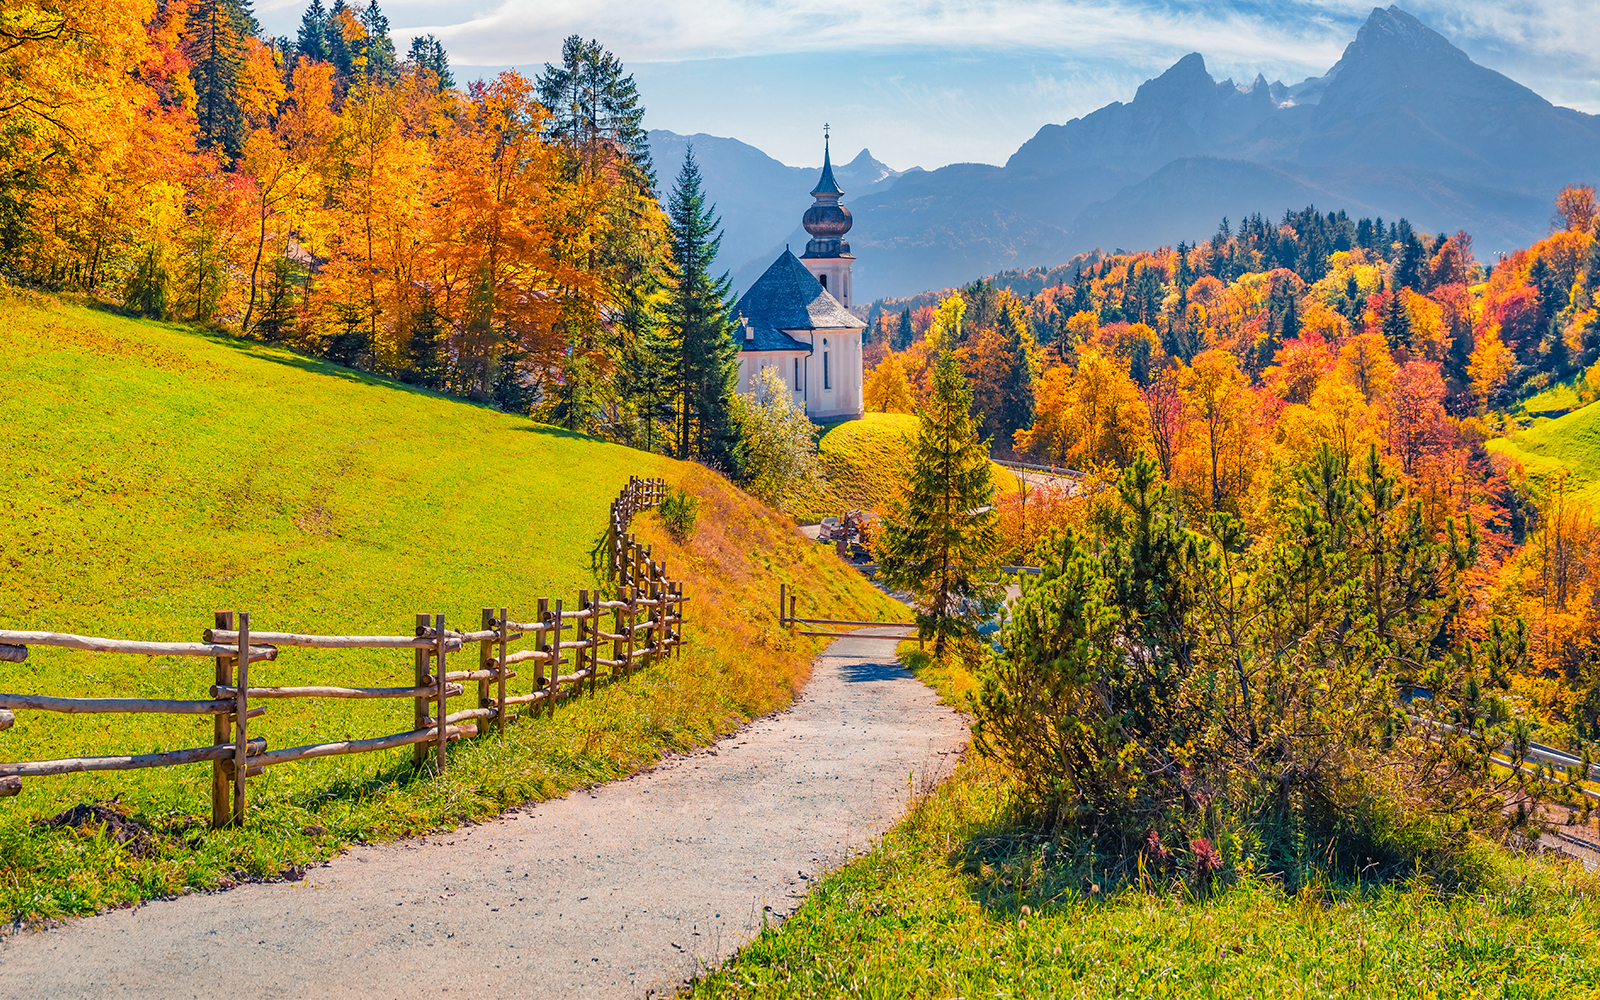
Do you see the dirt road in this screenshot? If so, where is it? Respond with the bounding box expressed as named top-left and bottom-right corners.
top-left (1, 627), bottom-right (967, 999)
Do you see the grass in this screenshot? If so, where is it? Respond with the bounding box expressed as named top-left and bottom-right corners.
top-left (1487, 396), bottom-right (1600, 512)
top-left (803, 412), bottom-right (1021, 521)
top-left (685, 652), bottom-right (1600, 1000)
top-left (0, 290), bottom-right (905, 921)
top-left (1520, 375), bottom-right (1584, 417)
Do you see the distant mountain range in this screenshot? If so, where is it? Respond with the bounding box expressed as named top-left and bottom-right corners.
top-left (655, 5), bottom-right (1600, 303)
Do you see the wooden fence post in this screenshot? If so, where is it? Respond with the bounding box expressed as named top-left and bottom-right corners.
top-left (478, 608), bottom-right (495, 736)
top-left (672, 583), bottom-right (683, 659)
top-left (779, 583), bottom-right (786, 627)
top-left (535, 598), bottom-right (549, 718)
top-left (582, 588), bottom-right (595, 697)
top-left (625, 585), bottom-right (636, 679)
top-left (612, 591), bottom-right (624, 680)
top-left (210, 609), bottom-right (234, 830)
top-left (547, 600), bottom-right (562, 712)
top-left (232, 611), bottom-right (251, 826)
top-left (496, 606), bottom-right (508, 738)
top-left (434, 613), bottom-right (447, 772)
top-left (414, 613), bottom-right (431, 767)
top-left (589, 592), bottom-right (601, 696)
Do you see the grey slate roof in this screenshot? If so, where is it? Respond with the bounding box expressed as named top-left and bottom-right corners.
top-left (733, 250), bottom-right (864, 353)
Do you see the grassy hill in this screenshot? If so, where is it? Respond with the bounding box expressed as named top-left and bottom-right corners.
top-left (1488, 399), bottom-right (1600, 512)
top-left (0, 290), bottom-right (902, 920)
top-left (805, 412), bottom-right (1021, 522)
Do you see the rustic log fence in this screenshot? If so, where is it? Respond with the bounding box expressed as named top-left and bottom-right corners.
top-left (0, 476), bottom-right (684, 827)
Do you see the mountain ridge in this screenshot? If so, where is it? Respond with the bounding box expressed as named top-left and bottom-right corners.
top-left (664, 5), bottom-right (1600, 300)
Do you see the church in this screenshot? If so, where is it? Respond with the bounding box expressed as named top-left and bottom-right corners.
top-left (731, 136), bottom-right (865, 421)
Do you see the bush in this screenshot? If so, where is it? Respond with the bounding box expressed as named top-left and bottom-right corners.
top-left (973, 448), bottom-right (1563, 888)
top-left (657, 487), bottom-right (699, 542)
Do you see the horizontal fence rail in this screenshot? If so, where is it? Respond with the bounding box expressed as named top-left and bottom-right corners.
top-left (777, 584), bottom-right (919, 643)
top-left (0, 477), bottom-right (686, 827)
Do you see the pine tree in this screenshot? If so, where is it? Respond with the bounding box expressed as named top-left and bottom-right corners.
top-left (406, 34), bottom-right (452, 89)
top-left (896, 307), bottom-right (913, 350)
top-left (296, 0), bottom-right (328, 63)
top-left (995, 306), bottom-right (1035, 440)
top-left (185, 0), bottom-right (258, 159)
top-left (664, 147), bottom-right (740, 468)
top-left (1383, 289), bottom-right (1413, 353)
top-left (360, 1), bottom-right (396, 82)
top-left (536, 36), bottom-right (652, 189)
top-left (877, 351), bottom-right (1003, 657)
top-left (403, 286), bottom-right (447, 389)
top-left (326, 0), bottom-right (355, 83)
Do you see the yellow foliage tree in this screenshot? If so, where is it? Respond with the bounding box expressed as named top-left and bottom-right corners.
top-left (1014, 347), bottom-right (1148, 470)
top-left (864, 351), bottom-right (916, 414)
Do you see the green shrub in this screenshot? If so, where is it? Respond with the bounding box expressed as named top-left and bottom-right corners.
top-left (657, 487), bottom-right (700, 541)
top-left (973, 447), bottom-right (1563, 889)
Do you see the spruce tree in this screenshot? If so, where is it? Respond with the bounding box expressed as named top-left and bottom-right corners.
top-left (896, 307), bottom-right (913, 350)
top-left (296, 0), bottom-right (328, 63)
top-left (536, 36), bottom-right (653, 189)
top-left (184, 0), bottom-right (258, 159)
top-left (1383, 289), bottom-right (1413, 353)
top-left (360, 1), bottom-right (397, 82)
top-left (403, 286), bottom-right (446, 389)
top-left (877, 351), bottom-right (1003, 657)
top-left (664, 147), bottom-right (740, 468)
top-left (994, 306), bottom-right (1035, 440)
top-left (406, 34), bottom-right (452, 89)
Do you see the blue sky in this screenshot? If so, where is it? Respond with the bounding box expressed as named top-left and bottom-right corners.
top-left (254, 1), bottom-right (1599, 170)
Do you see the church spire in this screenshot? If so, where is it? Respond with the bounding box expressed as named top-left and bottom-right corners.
top-left (802, 125), bottom-right (851, 258)
top-left (812, 126), bottom-right (843, 198)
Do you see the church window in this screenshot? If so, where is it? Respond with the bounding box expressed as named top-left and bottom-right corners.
top-left (824, 350), bottom-right (831, 390)
top-left (819, 274), bottom-right (828, 290)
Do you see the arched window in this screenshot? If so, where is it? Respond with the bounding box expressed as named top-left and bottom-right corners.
top-left (819, 274), bottom-right (828, 291)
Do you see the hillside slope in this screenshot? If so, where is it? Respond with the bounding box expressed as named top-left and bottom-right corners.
top-left (1488, 401), bottom-right (1600, 512)
top-left (0, 291), bottom-right (902, 919)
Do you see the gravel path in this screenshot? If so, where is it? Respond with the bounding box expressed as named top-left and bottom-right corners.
top-left (1, 628), bottom-right (967, 1000)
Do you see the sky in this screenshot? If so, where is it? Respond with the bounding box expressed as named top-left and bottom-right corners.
top-left (254, 1), bottom-right (1600, 171)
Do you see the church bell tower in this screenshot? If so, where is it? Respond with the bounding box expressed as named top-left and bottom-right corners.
top-left (798, 128), bottom-right (855, 308)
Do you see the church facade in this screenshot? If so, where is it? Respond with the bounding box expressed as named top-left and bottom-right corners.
top-left (731, 137), bottom-right (865, 421)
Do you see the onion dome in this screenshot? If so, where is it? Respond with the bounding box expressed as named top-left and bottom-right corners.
top-left (801, 133), bottom-right (852, 256)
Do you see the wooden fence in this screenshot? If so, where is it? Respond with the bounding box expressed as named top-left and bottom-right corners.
top-left (0, 476), bottom-right (684, 828)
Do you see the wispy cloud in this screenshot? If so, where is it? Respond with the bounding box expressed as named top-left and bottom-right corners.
top-left (419, 0), bottom-right (1352, 72)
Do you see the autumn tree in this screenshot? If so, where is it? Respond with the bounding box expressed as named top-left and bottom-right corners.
top-left (864, 351), bottom-right (916, 413)
top-left (1180, 348), bottom-right (1251, 509)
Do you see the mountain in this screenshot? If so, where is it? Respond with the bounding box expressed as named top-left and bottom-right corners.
top-left (647, 132), bottom-right (903, 290)
top-left (668, 6), bottom-right (1600, 301)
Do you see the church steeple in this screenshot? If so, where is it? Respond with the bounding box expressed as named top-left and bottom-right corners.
top-left (811, 132), bottom-right (844, 198)
top-left (802, 126), bottom-right (852, 259)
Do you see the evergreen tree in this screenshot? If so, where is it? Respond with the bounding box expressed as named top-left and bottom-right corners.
top-left (996, 312), bottom-right (1035, 439)
top-left (326, 0), bottom-right (355, 83)
top-left (664, 147), bottom-right (740, 468)
top-left (895, 307), bottom-right (913, 350)
top-left (877, 351), bottom-right (1003, 657)
top-left (360, 1), bottom-right (397, 82)
top-left (1383, 289), bottom-right (1413, 353)
top-left (256, 254), bottom-right (298, 342)
top-left (184, 0), bottom-right (258, 159)
top-left (1281, 292), bottom-right (1300, 342)
top-left (296, 0), bottom-right (328, 63)
top-left (536, 36), bottom-right (652, 190)
top-left (406, 34), bottom-right (452, 89)
top-left (402, 286), bottom-right (447, 389)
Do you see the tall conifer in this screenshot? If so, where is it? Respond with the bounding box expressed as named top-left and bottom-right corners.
top-left (878, 351), bottom-right (1003, 656)
top-left (664, 147), bottom-right (740, 467)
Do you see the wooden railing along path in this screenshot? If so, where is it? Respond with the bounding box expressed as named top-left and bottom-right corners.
top-left (778, 584), bottom-right (918, 643)
top-left (0, 477), bottom-right (685, 828)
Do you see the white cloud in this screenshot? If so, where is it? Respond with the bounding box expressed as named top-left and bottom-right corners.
top-left (420, 0), bottom-right (1352, 73)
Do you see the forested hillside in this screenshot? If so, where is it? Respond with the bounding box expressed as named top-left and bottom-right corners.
top-left (863, 187), bottom-right (1600, 742)
top-left (1, 1), bottom-right (742, 464)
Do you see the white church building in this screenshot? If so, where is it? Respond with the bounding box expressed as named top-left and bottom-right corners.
top-left (732, 136), bottom-right (865, 421)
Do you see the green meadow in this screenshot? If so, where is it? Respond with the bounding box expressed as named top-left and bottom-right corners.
top-left (1488, 397), bottom-right (1600, 511)
top-left (688, 654), bottom-right (1600, 1000)
top-left (0, 290), bottom-right (900, 920)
